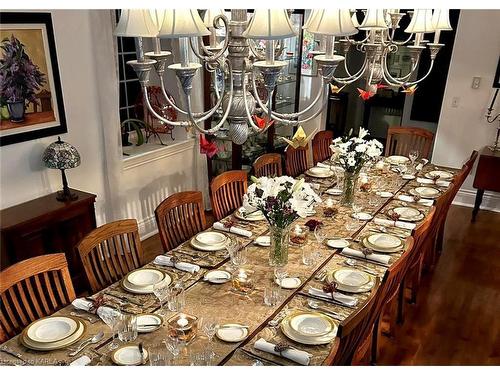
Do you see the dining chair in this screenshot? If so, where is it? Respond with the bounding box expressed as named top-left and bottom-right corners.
top-left (312, 130), bottom-right (334, 165)
top-left (77, 219), bottom-right (144, 293)
top-left (253, 153), bottom-right (283, 178)
top-left (285, 144), bottom-right (309, 177)
top-left (155, 191), bottom-right (207, 252)
top-left (385, 126), bottom-right (434, 159)
top-left (210, 170), bottom-right (248, 221)
top-left (323, 277), bottom-right (381, 365)
top-left (0, 253), bottom-right (76, 343)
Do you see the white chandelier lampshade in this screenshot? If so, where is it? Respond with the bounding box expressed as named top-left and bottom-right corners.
top-left (158, 9), bottom-right (210, 38)
top-left (149, 9), bottom-right (166, 30)
top-left (359, 9), bottom-right (388, 30)
top-left (405, 9), bottom-right (435, 33)
top-left (431, 9), bottom-right (452, 30)
top-left (203, 9), bottom-right (225, 27)
top-left (306, 9), bottom-right (358, 37)
top-left (350, 9), bottom-right (360, 28)
top-left (114, 9), bottom-right (159, 37)
top-left (303, 9), bottom-right (320, 30)
top-left (242, 9), bottom-right (296, 40)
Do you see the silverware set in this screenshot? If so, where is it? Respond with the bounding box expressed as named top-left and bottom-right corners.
top-left (68, 331), bottom-right (104, 357)
top-left (307, 300), bottom-right (345, 320)
top-left (70, 311), bottom-right (96, 323)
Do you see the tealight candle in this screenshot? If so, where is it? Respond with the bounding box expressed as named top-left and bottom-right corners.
top-left (232, 268), bottom-right (253, 295)
top-left (177, 314), bottom-right (189, 327)
top-left (294, 224), bottom-right (302, 234)
top-left (326, 198), bottom-right (334, 208)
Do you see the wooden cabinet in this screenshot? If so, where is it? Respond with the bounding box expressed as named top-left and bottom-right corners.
top-left (1, 189), bottom-right (97, 293)
top-left (472, 147), bottom-right (500, 221)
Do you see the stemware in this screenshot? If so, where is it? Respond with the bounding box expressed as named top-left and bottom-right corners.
top-left (100, 307), bottom-right (121, 351)
top-left (226, 238), bottom-right (247, 269)
top-left (274, 266), bottom-right (288, 300)
top-left (409, 149), bottom-right (419, 166)
top-left (117, 313), bottom-right (137, 343)
top-left (263, 276), bottom-right (280, 306)
top-left (199, 316), bottom-right (219, 358)
top-left (153, 281), bottom-right (170, 316)
top-left (313, 225), bottom-right (327, 260)
top-left (164, 336), bottom-right (181, 365)
top-left (166, 280), bottom-right (186, 312)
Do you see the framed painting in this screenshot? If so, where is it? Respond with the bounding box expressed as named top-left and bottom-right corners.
top-left (0, 12), bottom-right (67, 146)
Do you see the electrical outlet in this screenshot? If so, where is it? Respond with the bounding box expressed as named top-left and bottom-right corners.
top-left (452, 97), bottom-right (460, 108)
top-left (472, 77), bottom-right (481, 89)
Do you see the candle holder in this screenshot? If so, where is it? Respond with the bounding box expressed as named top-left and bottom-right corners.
top-left (290, 224), bottom-right (308, 245)
top-left (231, 268), bottom-right (254, 295)
top-left (167, 312), bottom-right (198, 343)
top-left (486, 88), bottom-right (500, 152)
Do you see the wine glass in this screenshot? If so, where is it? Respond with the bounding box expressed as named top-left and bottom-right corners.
top-left (199, 317), bottom-right (219, 358)
top-left (274, 266), bottom-right (288, 300)
top-left (164, 335), bottom-right (181, 365)
top-left (352, 203), bottom-right (363, 225)
top-left (153, 281), bottom-right (169, 316)
top-left (409, 149), bottom-right (419, 166)
top-left (101, 307), bottom-right (121, 351)
top-left (313, 225), bottom-right (327, 261)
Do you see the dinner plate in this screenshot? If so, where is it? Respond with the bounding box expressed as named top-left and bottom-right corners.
top-left (289, 313), bottom-right (333, 337)
top-left (280, 311), bottom-right (337, 345)
top-left (276, 277), bottom-right (301, 289)
top-left (204, 270), bottom-right (231, 284)
top-left (216, 324), bottom-right (249, 343)
top-left (126, 269), bottom-right (165, 288)
top-left (190, 236), bottom-right (229, 251)
top-left (21, 319), bottom-right (86, 351)
top-left (121, 270), bottom-right (172, 294)
top-left (195, 231), bottom-right (227, 246)
top-left (390, 206), bottom-right (424, 222)
top-left (137, 314), bottom-right (163, 333)
top-left (254, 236), bottom-right (271, 247)
top-left (111, 345), bottom-right (148, 366)
top-left (234, 207), bottom-right (265, 221)
top-left (362, 236), bottom-right (403, 254)
top-left (325, 188), bottom-right (342, 196)
top-left (365, 233), bottom-right (403, 250)
top-left (26, 316), bottom-right (79, 344)
top-left (425, 170), bottom-right (453, 180)
top-left (352, 212), bottom-right (373, 221)
top-left (326, 238), bottom-right (350, 249)
top-left (327, 269), bottom-right (375, 293)
top-left (411, 186), bottom-right (441, 199)
top-left (305, 167), bottom-right (334, 178)
top-left (386, 155), bottom-right (409, 165)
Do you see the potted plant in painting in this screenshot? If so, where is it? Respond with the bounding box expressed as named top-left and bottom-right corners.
top-left (0, 35), bottom-right (45, 122)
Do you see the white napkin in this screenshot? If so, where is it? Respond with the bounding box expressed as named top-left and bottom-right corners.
top-left (374, 218), bottom-right (416, 230)
top-left (70, 355), bottom-right (91, 366)
top-left (213, 222), bottom-right (252, 238)
top-left (308, 287), bottom-right (358, 307)
top-left (309, 182), bottom-right (321, 190)
top-left (341, 247), bottom-right (391, 265)
top-left (416, 177), bottom-right (450, 187)
top-left (154, 255), bottom-right (200, 274)
top-left (415, 158), bottom-right (428, 171)
top-left (71, 298), bottom-right (120, 323)
top-left (376, 191), bottom-right (393, 198)
top-left (397, 194), bottom-right (434, 207)
top-left (254, 338), bottom-right (312, 365)
top-left (316, 162), bottom-right (330, 169)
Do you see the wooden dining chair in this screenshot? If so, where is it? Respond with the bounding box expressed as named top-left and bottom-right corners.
top-left (77, 219), bottom-right (144, 293)
top-left (285, 144), bottom-right (309, 177)
top-left (323, 277), bottom-right (381, 365)
top-left (210, 170), bottom-right (248, 221)
top-left (312, 130), bottom-right (334, 165)
top-left (253, 153), bottom-right (283, 178)
top-left (385, 126), bottom-right (434, 159)
top-left (0, 253), bottom-right (76, 343)
top-left (155, 191), bottom-right (207, 252)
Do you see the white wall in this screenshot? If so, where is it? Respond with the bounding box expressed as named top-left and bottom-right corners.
top-left (432, 10), bottom-right (500, 212)
top-left (0, 10), bottom-right (208, 239)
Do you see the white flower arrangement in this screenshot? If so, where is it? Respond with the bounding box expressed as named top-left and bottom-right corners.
top-left (329, 128), bottom-right (383, 173)
top-left (243, 176), bottom-right (321, 228)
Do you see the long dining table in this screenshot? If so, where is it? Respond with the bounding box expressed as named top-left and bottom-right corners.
top-left (0, 158), bottom-right (459, 366)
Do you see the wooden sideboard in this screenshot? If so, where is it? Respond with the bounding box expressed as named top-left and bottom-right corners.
top-left (472, 147), bottom-right (500, 222)
top-left (0, 189), bottom-right (97, 293)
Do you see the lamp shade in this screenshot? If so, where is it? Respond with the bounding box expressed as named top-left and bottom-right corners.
top-left (359, 9), bottom-right (388, 30)
top-left (114, 9), bottom-right (159, 37)
top-left (405, 9), bottom-right (434, 33)
top-left (431, 9), bottom-right (452, 30)
top-left (203, 9), bottom-right (224, 27)
top-left (306, 9), bottom-right (358, 37)
top-left (350, 9), bottom-right (360, 28)
top-left (42, 137), bottom-right (81, 170)
top-left (303, 9), bottom-right (320, 30)
top-left (242, 9), bottom-right (296, 40)
top-left (158, 9), bottom-right (210, 38)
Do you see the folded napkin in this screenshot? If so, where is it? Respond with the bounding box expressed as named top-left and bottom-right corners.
top-left (309, 182), bottom-right (321, 190)
top-left (376, 191), bottom-right (393, 198)
top-left (70, 355), bottom-right (91, 366)
top-left (254, 338), bottom-right (312, 365)
top-left (415, 158), bottom-right (429, 171)
top-left (416, 177), bottom-right (450, 187)
top-left (341, 247), bottom-right (391, 265)
top-left (213, 222), bottom-right (252, 238)
top-left (374, 218), bottom-right (416, 230)
top-left (397, 194), bottom-right (434, 207)
top-left (154, 255), bottom-right (200, 274)
top-left (316, 162), bottom-right (331, 169)
top-left (71, 298), bottom-right (120, 323)
top-left (308, 287), bottom-right (358, 307)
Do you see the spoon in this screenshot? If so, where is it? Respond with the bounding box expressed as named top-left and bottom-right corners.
top-left (344, 259), bottom-right (379, 275)
top-left (307, 300), bottom-right (344, 320)
top-left (69, 331), bottom-right (104, 357)
top-left (70, 311), bottom-right (96, 323)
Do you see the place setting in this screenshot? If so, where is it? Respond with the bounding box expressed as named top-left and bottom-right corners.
top-left (385, 206), bottom-right (425, 223)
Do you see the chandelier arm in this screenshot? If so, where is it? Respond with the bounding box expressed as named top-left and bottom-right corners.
top-left (382, 50), bottom-right (419, 83)
top-left (142, 87), bottom-right (190, 127)
top-left (349, 31), bottom-right (371, 46)
top-left (386, 32), bottom-right (414, 46)
top-left (212, 70), bottom-right (221, 101)
top-left (189, 15), bottom-right (230, 63)
top-left (383, 58), bottom-right (435, 86)
top-left (248, 39), bottom-right (266, 60)
top-left (331, 59), bottom-right (368, 84)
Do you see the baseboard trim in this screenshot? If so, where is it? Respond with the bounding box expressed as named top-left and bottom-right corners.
top-left (453, 188), bottom-right (500, 213)
top-left (137, 214), bottom-right (159, 240)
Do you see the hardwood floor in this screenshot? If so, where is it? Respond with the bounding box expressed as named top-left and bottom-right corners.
top-left (141, 205), bottom-right (500, 365)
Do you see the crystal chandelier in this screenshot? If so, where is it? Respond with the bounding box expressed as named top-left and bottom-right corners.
top-left (115, 9), bottom-right (452, 145)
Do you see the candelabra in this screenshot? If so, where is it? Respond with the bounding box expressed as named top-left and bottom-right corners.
top-left (485, 88), bottom-right (500, 151)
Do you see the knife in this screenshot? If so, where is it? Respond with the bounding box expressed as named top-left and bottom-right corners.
top-left (138, 342), bottom-right (146, 365)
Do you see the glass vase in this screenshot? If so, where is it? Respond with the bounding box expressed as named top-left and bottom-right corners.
top-left (268, 224), bottom-right (291, 267)
top-left (341, 171), bottom-right (359, 206)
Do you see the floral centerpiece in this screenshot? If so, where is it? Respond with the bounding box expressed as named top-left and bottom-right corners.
top-left (243, 176), bottom-right (321, 266)
top-left (0, 35), bottom-right (46, 122)
top-left (329, 128), bottom-right (383, 205)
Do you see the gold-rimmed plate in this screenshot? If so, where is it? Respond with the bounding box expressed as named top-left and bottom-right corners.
top-left (190, 236), bottom-right (230, 251)
top-left (411, 186), bottom-right (441, 199)
top-left (280, 311), bottom-right (337, 345)
top-left (25, 316), bottom-right (79, 344)
top-left (137, 313), bottom-right (163, 333)
top-left (111, 344), bottom-right (148, 366)
top-left (362, 236), bottom-right (404, 254)
top-left (365, 233), bottom-right (403, 250)
top-left (305, 167), bottom-right (334, 178)
top-left (20, 318), bottom-right (86, 351)
top-left (327, 268), bottom-right (375, 293)
top-left (121, 269), bottom-right (173, 294)
top-left (386, 207), bottom-right (424, 222)
top-left (425, 170), bottom-right (453, 180)
top-left (386, 155), bottom-right (409, 165)
top-left (234, 207), bottom-right (265, 221)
